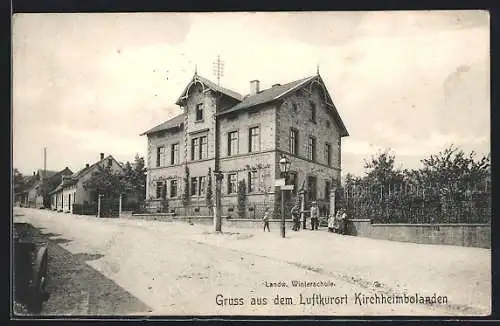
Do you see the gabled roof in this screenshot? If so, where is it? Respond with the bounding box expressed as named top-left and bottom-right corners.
top-left (175, 74), bottom-right (243, 106)
top-left (217, 75), bottom-right (316, 116)
top-left (140, 112), bottom-right (185, 136)
top-left (37, 169), bottom-right (59, 179)
top-left (49, 155), bottom-right (123, 194)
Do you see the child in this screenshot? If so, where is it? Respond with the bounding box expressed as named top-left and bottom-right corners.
top-left (262, 207), bottom-right (270, 232)
top-left (291, 204), bottom-right (300, 231)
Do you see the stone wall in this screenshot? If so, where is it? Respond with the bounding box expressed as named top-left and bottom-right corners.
top-left (346, 219), bottom-right (491, 249)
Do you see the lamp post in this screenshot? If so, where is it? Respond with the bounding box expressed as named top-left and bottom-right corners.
top-left (279, 155), bottom-right (291, 238)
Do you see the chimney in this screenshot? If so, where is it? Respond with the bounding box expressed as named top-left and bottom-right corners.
top-left (85, 163), bottom-right (90, 168)
top-left (250, 80), bottom-right (260, 95)
top-left (100, 153), bottom-right (104, 160)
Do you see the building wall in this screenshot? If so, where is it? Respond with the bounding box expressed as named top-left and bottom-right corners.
top-left (276, 86), bottom-right (342, 204)
top-left (144, 79), bottom-right (344, 214)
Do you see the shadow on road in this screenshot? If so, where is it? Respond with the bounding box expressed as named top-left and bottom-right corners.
top-left (13, 223), bottom-right (151, 316)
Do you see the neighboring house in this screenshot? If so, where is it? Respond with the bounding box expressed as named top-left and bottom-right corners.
top-left (14, 174), bottom-right (38, 207)
top-left (141, 71), bottom-right (349, 215)
top-left (23, 168), bottom-right (73, 208)
top-left (49, 153), bottom-right (123, 213)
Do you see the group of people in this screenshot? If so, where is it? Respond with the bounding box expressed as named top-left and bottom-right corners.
top-left (327, 207), bottom-right (347, 234)
top-left (262, 202), bottom-right (347, 234)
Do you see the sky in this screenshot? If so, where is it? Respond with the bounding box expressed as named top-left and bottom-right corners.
top-left (12, 11), bottom-right (490, 178)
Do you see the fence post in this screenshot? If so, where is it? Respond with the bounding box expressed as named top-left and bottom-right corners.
top-left (299, 188), bottom-right (306, 229)
top-left (119, 194), bottom-right (123, 217)
top-left (97, 194), bottom-right (103, 218)
top-left (329, 187), bottom-right (336, 217)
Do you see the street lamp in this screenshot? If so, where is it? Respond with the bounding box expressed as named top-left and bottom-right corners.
top-left (279, 155), bottom-right (291, 238)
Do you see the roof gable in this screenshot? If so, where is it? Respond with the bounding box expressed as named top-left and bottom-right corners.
top-left (175, 74), bottom-right (243, 106)
top-left (50, 155), bottom-right (123, 194)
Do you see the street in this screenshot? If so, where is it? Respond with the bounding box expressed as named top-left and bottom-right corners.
top-left (13, 207), bottom-right (491, 316)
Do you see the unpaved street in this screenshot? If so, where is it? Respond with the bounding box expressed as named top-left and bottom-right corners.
top-left (13, 208), bottom-right (491, 316)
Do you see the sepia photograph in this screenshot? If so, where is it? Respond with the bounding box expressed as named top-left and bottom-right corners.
top-left (12, 10), bottom-right (490, 317)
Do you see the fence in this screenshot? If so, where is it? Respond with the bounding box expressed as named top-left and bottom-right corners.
top-left (72, 198), bottom-right (119, 217)
top-left (127, 200), bottom-right (297, 220)
top-left (72, 203), bottom-right (97, 216)
top-left (338, 182), bottom-right (491, 224)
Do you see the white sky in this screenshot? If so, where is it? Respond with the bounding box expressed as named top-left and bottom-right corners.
top-left (12, 11), bottom-right (490, 177)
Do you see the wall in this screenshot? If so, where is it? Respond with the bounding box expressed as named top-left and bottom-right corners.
top-left (346, 219), bottom-right (491, 249)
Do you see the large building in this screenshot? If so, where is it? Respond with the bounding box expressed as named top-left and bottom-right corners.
top-left (141, 71), bottom-right (348, 217)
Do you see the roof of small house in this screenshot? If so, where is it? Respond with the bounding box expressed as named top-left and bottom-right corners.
top-left (37, 169), bottom-right (59, 179)
top-left (49, 155), bottom-right (123, 194)
top-left (140, 112), bottom-right (185, 136)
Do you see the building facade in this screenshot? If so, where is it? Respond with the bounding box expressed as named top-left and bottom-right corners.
top-left (49, 153), bottom-right (123, 213)
top-left (142, 72), bottom-right (349, 217)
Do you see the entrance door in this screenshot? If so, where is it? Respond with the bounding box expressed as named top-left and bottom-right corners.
top-left (68, 194), bottom-right (71, 212)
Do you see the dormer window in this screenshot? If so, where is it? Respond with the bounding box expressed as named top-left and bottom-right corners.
top-left (196, 103), bottom-right (204, 121)
top-left (107, 158), bottom-right (113, 167)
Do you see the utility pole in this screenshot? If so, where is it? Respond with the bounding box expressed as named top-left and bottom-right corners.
top-left (212, 55), bottom-right (224, 86)
top-left (43, 147), bottom-right (47, 178)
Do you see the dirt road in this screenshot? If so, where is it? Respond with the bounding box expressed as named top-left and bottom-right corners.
top-left (13, 208), bottom-right (491, 316)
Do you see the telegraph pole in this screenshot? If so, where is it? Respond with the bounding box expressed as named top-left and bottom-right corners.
top-left (43, 147), bottom-right (47, 177)
top-left (212, 55), bottom-right (224, 86)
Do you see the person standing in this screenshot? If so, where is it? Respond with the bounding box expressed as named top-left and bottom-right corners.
top-left (262, 207), bottom-right (270, 232)
top-left (310, 201), bottom-right (319, 230)
top-left (338, 208), bottom-right (347, 235)
top-left (327, 213), bottom-right (335, 232)
top-left (291, 204), bottom-right (300, 231)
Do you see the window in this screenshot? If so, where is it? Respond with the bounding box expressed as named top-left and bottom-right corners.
top-left (228, 131), bottom-right (238, 156)
top-left (249, 127), bottom-right (260, 152)
top-left (191, 177), bottom-right (198, 196)
top-left (191, 138), bottom-right (199, 160)
top-left (310, 102), bottom-right (316, 122)
top-left (307, 137), bottom-right (316, 161)
top-left (325, 143), bottom-right (332, 166)
top-left (156, 181), bottom-right (163, 199)
top-left (292, 103), bottom-right (297, 112)
top-left (195, 103), bottom-right (204, 121)
top-left (170, 180), bottom-right (178, 198)
top-left (171, 143), bottom-right (179, 165)
top-left (227, 173), bottom-right (237, 194)
top-left (157, 146), bottom-right (165, 167)
top-left (248, 170), bottom-right (257, 193)
top-left (200, 136), bottom-right (208, 159)
top-left (289, 172), bottom-right (298, 195)
top-left (191, 136), bottom-right (208, 160)
top-left (325, 180), bottom-right (331, 199)
top-left (199, 176), bottom-right (206, 196)
top-left (307, 176), bottom-right (317, 202)
top-left (289, 128), bottom-right (298, 155)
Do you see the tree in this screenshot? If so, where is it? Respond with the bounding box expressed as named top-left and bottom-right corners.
top-left (182, 165), bottom-right (190, 207)
top-left (206, 167), bottom-right (213, 209)
top-left (122, 154), bottom-right (146, 200)
top-left (83, 165), bottom-right (126, 200)
top-left (13, 168), bottom-right (26, 193)
top-left (237, 179), bottom-right (247, 218)
top-left (363, 149), bottom-right (404, 186)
